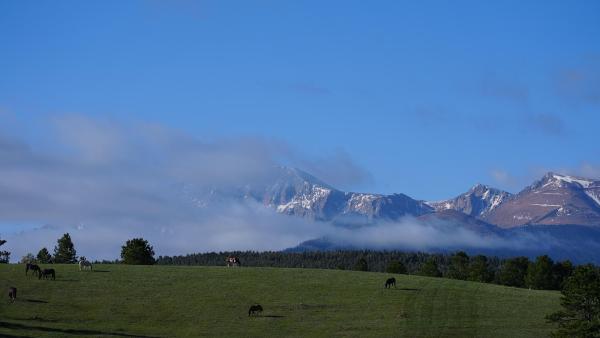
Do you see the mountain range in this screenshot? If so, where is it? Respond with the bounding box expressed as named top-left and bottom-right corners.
top-left (241, 167), bottom-right (600, 228)
top-left (186, 167), bottom-right (600, 262)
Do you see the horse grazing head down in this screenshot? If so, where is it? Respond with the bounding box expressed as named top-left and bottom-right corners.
top-left (385, 277), bottom-right (396, 288)
top-left (39, 268), bottom-right (56, 280)
top-left (25, 263), bottom-right (41, 276)
top-left (248, 304), bottom-right (263, 316)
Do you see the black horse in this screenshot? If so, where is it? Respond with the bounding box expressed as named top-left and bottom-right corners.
top-left (385, 277), bottom-right (396, 289)
top-left (26, 263), bottom-right (41, 277)
top-left (39, 268), bottom-right (56, 280)
top-left (8, 287), bottom-right (17, 303)
top-left (248, 304), bottom-right (263, 316)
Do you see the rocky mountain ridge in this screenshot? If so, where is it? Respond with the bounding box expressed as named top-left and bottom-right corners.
top-left (186, 167), bottom-right (600, 228)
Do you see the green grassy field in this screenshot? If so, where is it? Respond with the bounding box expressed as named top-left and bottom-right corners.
top-left (1, 264), bottom-right (560, 337)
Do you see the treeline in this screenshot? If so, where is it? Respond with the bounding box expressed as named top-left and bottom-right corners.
top-left (156, 250), bottom-right (581, 291)
top-left (20, 234), bottom-right (156, 266)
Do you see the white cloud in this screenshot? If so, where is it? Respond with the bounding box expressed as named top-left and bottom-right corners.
top-left (0, 114), bottom-right (366, 260)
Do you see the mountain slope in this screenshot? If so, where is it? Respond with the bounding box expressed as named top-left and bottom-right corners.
top-left (186, 167), bottom-right (434, 221)
top-left (427, 184), bottom-right (511, 218)
top-left (269, 168), bottom-right (434, 221)
top-left (483, 173), bottom-right (600, 228)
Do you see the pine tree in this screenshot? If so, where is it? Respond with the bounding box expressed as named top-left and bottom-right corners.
top-left (121, 238), bottom-right (155, 265)
top-left (498, 256), bottom-right (530, 287)
top-left (37, 247), bottom-right (52, 263)
top-left (552, 260), bottom-right (574, 290)
top-left (53, 233), bottom-right (77, 263)
top-left (448, 251), bottom-right (470, 280)
top-left (0, 237), bottom-right (9, 263)
top-left (468, 255), bottom-right (493, 283)
top-left (419, 258), bottom-right (442, 277)
top-left (386, 260), bottom-right (407, 274)
top-left (353, 258), bottom-right (369, 271)
top-left (547, 264), bottom-right (600, 337)
top-left (526, 255), bottom-right (555, 290)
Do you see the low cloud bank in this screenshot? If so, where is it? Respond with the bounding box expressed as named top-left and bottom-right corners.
top-left (1, 114), bottom-right (596, 262)
top-left (319, 217), bottom-right (565, 253)
top-left (0, 114), bottom-right (360, 260)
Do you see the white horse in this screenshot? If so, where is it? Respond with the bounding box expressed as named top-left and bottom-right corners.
top-left (79, 257), bottom-right (93, 271)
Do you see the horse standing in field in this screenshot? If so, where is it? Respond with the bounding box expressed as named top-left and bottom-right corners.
top-left (226, 256), bottom-right (241, 267)
top-left (79, 257), bottom-right (93, 271)
top-left (26, 263), bottom-right (41, 277)
top-left (248, 304), bottom-right (263, 316)
top-left (39, 268), bottom-right (56, 280)
top-left (385, 277), bottom-right (396, 289)
top-left (8, 287), bottom-right (16, 303)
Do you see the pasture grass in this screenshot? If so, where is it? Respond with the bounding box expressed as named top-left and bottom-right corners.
top-left (1, 264), bottom-right (560, 337)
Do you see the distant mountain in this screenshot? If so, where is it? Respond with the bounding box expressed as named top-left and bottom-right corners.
top-left (185, 167), bottom-right (434, 221)
top-left (183, 167), bottom-right (600, 263)
top-left (266, 167), bottom-right (433, 221)
top-left (427, 184), bottom-right (511, 218)
top-left (185, 168), bottom-right (600, 228)
top-left (483, 173), bottom-right (600, 228)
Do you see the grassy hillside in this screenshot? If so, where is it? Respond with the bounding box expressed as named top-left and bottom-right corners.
top-left (1, 264), bottom-right (560, 337)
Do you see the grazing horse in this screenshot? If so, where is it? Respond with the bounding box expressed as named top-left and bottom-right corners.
top-left (385, 277), bottom-right (396, 289)
top-left (79, 257), bottom-right (93, 271)
top-left (226, 256), bottom-right (241, 267)
top-left (26, 263), bottom-right (41, 277)
top-left (39, 268), bottom-right (56, 280)
top-left (248, 304), bottom-right (263, 316)
top-left (8, 287), bottom-right (17, 303)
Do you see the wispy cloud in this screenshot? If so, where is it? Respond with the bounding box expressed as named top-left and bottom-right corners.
top-left (480, 74), bottom-right (529, 105)
top-left (556, 67), bottom-right (600, 105)
top-left (289, 148), bottom-right (373, 191)
top-left (0, 114), bottom-right (369, 260)
top-left (522, 112), bottom-right (566, 136)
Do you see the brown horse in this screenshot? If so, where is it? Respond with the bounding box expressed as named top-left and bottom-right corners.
top-left (248, 304), bottom-right (263, 316)
top-left (8, 287), bottom-right (16, 303)
top-left (385, 277), bottom-right (396, 288)
top-left (26, 263), bottom-right (41, 277)
top-left (39, 268), bottom-right (56, 280)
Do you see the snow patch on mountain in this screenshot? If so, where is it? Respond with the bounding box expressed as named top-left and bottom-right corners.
top-left (586, 190), bottom-right (600, 207)
top-left (552, 174), bottom-right (594, 188)
top-left (427, 184), bottom-right (511, 218)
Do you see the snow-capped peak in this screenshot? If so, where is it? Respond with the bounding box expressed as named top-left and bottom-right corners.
top-left (428, 184), bottom-right (511, 217)
top-left (550, 173), bottom-right (594, 188)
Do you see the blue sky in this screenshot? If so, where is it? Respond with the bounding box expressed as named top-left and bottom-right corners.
top-left (1, 0), bottom-right (599, 200)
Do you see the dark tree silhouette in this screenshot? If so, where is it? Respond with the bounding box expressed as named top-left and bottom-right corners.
top-left (121, 238), bottom-right (155, 265)
top-left (547, 264), bottom-right (600, 337)
top-left (386, 260), bottom-right (407, 274)
top-left (419, 257), bottom-right (442, 277)
top-left (54, 233), bottom-right (77, 263)
top-left (526, 255), bottom-right (555, 290)
top-left (498, 256), bottom-right (530, 287)
top-left (447, 251), bottom-right (470, 280)
top-left (353, 257), bottom-right (369, 271)
top-left (37, 247), bottom-right (52, 264)
top-left (468, 255), bottom-right (493, 283)
top-left (0, 237), bottom-right (9, 263)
